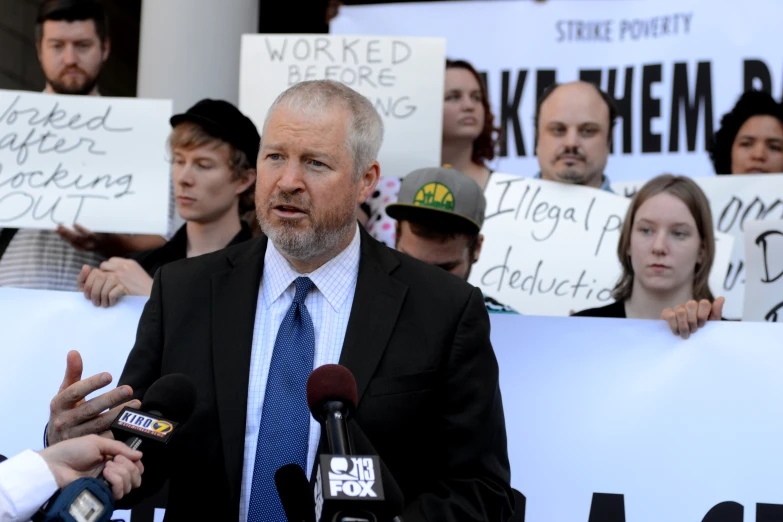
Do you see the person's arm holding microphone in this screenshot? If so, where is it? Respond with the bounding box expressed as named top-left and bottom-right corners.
top-left (0, 435), bottom-right (143, 522)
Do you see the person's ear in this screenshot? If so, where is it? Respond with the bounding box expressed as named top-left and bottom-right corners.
top-left (235, 168), bottom-right (257, 195)
top-left (357, 161), bottom-right (380, 204)
top-left (473, 234), bottom-right (484, 263)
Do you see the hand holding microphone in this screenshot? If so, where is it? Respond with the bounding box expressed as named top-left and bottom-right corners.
top-left (38, 373), bottom-right (196, 522)
top-left (39, 435), bottom-right (143, 500)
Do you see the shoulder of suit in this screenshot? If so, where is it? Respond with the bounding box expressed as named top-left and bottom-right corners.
top-left (157, 236), bottom-right (261, 280)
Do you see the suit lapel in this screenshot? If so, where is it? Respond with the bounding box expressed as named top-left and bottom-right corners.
top-left (211, 236), bottom-right (268, 502)
top-left (339, 229), bottom-right (408, 404)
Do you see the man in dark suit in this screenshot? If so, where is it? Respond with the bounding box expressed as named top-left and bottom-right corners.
top-left (46, 80), bottom-right (512, 521)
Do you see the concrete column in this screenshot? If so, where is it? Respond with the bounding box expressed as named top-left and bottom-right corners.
top-left (137, 0), bottom-right (259, 113)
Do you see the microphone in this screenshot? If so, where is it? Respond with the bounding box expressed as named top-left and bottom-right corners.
top-left (275, 463), bottom-right (316, 522)
top-left (306, 365), bottom-right (404, 522)
top-left (39, 374), bottom-right (197, 522)
top-left (307, 364), bottom-right (358, 456)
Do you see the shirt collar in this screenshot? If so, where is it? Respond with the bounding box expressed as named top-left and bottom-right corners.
top-left (262, 225), bottom-right (361, 312)
top-left (534, 172), bottom-right (614, 193)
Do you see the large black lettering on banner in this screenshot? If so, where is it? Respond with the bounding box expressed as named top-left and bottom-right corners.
top-left (485, 60), bottom-right (718, 160)
top-left (512, 492), bottom-right (783, 522)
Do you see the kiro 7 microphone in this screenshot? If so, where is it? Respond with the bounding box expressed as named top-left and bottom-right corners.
top-left (39, 374), bottom-right (197, 522)
top-left (306, 364), bottom-right (404, 522)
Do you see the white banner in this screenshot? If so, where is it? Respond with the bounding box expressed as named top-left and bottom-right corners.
top-left (491, 314), bottom-right (783, 521)
top-left (470, 174), bottom-right (733, 316)
top-left (3, 290), bottom-right (783, 520)
top-left (0, 289), bottom-right (149, 521)
top-left (332, 0), bottom-right (783, 182)
top-left (0, 90), bottom-right (171, 234)
top-left (743, 219), bottom-right (783, 322)
top-left (614, 174), bottom-right (783, 319)
top-left (239, 34), bottom-right (446, 180)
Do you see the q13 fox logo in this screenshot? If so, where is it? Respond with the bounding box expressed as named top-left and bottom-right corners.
top-left (328, 456), bottom-right (377, 498)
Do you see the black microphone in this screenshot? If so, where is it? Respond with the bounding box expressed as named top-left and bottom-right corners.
top-left (275, 463), bottom-right (316, 522)
top-left (306, 365), bottom-right (404, 522)
top-left (106, 373), bottom-right (197, 457)
top-left (306, 364), bottom-right (358, 456)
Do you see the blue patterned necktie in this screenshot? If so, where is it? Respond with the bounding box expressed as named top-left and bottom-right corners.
top-left (248, 276), bottom-right (316, 521)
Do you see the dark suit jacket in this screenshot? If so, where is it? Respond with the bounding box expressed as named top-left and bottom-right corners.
top-left (118, 227), bottom-right (513, 521)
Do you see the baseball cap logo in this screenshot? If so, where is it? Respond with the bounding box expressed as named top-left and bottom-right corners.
top-left (414, 182), bottom-right (455, 211)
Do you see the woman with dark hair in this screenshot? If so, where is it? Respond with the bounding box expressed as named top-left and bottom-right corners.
top-left (710, 90), bottom-right (783, 175)
top-left (365, 58), bottom-right (499, 247)
top-left (574, 174), bottom-right (725, 324)
top-left (441, 59), bottom-right (499, 188)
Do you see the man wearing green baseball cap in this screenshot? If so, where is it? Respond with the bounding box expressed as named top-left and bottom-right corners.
top-left (386, 167), bottom-right (516, 314)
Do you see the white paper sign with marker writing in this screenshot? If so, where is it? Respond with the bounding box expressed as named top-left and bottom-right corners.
top-left (743, 219), bottom-right (783, 322)
top-left (239, 34), bottom-right (445, 180)
top-left (614, 174), bottom-right (783, 319)
top-left (0, 90), bottom-right (171, 234)
top-left (473, 174), bottom-right (733, 316)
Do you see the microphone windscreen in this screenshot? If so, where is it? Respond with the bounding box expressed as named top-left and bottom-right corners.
top-left (275, 463), bottom-right (315, 522)
top-left (141, 373), bottom-right (197, 424)
top-left (306, 364), bottom-right (359, 417)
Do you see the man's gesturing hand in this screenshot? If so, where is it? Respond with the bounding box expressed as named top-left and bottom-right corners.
top-left (47, 350), bottom-right (141, 446)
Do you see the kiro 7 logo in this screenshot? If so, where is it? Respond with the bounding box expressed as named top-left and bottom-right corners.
top-left (328, 457), bottom-right (376, 498)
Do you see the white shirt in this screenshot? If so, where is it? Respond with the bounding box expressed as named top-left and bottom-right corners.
top-left (0, 451), bottom-right (58, 522)
top-left (239, 227), bottom-right (361, 522)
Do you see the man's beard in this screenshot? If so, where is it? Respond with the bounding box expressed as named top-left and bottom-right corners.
top-left (47, 67), bottom-right (100, 96)
top-left (258, 192), bottom-right (357, 262)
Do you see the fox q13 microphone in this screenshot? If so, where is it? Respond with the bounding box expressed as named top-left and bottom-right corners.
top-left (306, 364), bottom-right (404, 522)
top-left (39, 374), bottom-right (197, 522)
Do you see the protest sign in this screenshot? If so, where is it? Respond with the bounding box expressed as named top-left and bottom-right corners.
top-left (239, 34), bottom-right (445, 179)
top-left (614, 174), bottom-right (783, 318)
top-left (0, 90), bottom-right (171, 234)
top-left (333, 0), bottom-right (783, 182)
top-left (492, 314), bottom-right (783, 521)
top-left (470, 174), bottom-right (732, 316)
top-left (743, 219), bottom-right (783, 322)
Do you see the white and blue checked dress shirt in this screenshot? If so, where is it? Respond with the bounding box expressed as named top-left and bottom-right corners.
top-left (239, 226), bottom-right (361, 522)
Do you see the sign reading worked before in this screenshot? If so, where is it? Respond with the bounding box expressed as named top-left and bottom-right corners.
top-left (469, 174), bottom-right (733, 316)
top-left (0, 90), bottom-right (171, 234)
top-left (239, 34), bottom-right (446, 180)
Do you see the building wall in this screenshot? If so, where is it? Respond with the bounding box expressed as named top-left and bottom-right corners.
top-left (0, 0), bottom-right (140, 96)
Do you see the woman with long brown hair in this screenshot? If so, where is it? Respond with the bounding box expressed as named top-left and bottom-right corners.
top-left (364, 58), bottom-right (499, 247)
top-left (575, 174), bottom-right (725, 323)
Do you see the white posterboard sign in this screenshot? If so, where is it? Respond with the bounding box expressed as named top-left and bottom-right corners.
top-left (614, 174), bottom-right (783, 319)
top-left (332, 0), bottom-right (783, 183)
top-left (743, 219), bottom-right (783, 322)
top-left (470, 174), bottom-right (733, 316)
top-left (492, 314), bottom-right (783, 521)
top-left (0, 90), bottom-right (171, 234)
top-left (239, 34), bottom-right (445, 180)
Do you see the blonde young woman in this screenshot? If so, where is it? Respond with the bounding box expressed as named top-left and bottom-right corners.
top-left (574, 174), bottom-right (725, 338)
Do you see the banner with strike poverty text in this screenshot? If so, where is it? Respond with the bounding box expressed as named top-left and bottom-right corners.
top-left (469, 174), bottom-right (733, 316)
top-left (613, 174), bottom-right (783, 320)
top-left (239, 34), bottom-right (446, 180)
top-left (0, 90), bottom-right (171, 234)
top-left (743, 219), bottom-right (783, 322)
top-left (332, 0), bottom-right (783, 182)
top-left (491, 314), bottom-right (783, 521)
